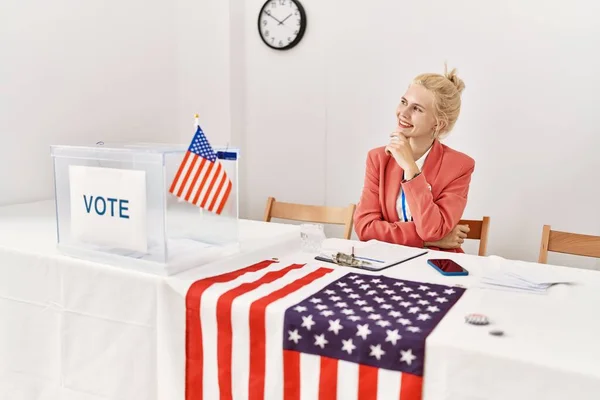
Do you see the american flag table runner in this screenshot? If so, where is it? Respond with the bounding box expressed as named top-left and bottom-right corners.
top-left (185, 260), bottom-right (465, 400)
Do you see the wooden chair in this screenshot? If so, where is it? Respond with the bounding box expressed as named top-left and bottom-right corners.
top-left (538, 225), bottom-right (600, 264)
top-left (263, 197), bottom-right (356, 240)
top-left (458, 216), bottom-right (490, 256)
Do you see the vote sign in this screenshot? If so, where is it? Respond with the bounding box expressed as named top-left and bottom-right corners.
top-left (69, 165), bottom-right (148, 253)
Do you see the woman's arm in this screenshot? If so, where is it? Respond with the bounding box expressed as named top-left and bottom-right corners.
top-left (402, 160), bottom-right (475, 242)
top-left (353, 151), bottom-right (425, 248)
top-left (424, 224), bottom-right (470, 249)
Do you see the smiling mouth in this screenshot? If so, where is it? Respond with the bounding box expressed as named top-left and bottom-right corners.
top-left (398, 120), bottom-right (413, 128)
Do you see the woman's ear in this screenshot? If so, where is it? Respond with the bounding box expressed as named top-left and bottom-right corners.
top-left (435, 120), bottom-right (447, 134)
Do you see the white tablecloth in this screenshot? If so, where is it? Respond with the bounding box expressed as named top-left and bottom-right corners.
top-left (161, 241), bottom-right (600, 400)
top-left (2, 201), bottom-right (600, 400)
top-left (0, 200), bottom-right (301, 400)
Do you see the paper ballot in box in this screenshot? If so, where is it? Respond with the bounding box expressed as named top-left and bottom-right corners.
top-left (50, 132), bottom-right (240, 275)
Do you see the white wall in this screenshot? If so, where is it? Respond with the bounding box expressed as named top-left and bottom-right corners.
top-left (0, 0), bottom-right (178, 206)
top-left (173, 0), bottom-right (248, 213)
top-left (0, 0), bottom-right (237, 206)
top-left (2, 0), bottom-right (598, 268)
top-left (173, 0), bottom-right (234, 147)
top-left (240, 0), bottom-right (600, 268)
top-left (242, 0), bottom-right (328, 220)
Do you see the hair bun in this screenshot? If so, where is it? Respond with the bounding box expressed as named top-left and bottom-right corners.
top-left (444, 64), bottom-right (465, 94)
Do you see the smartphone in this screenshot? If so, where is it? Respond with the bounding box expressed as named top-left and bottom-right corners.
top-left (427, 259), bottom-right (468, 276)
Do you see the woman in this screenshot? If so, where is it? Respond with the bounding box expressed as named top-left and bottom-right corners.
top-left (353, 65), bottom-right (474, 252)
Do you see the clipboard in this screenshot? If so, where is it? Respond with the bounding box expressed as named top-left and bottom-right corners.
top-left (315, 248), bottom-right (428, 271)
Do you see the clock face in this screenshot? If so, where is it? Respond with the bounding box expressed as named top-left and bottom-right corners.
top-left (258, 0), bottom-right (306, 50)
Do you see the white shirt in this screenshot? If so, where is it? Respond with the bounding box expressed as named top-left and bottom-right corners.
top-left (396, 146), bottom-right (431, 222)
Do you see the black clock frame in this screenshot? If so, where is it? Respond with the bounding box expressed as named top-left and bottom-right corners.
top-left (257, 0), bottom-right (307, 51)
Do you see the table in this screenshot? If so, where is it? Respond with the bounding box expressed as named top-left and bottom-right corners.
top-left (161, 241), bottom-right (600, 400)
top-left (2, 201), bottom-right (600, 400)
top-left (0, 200), bottom-right (301, 400)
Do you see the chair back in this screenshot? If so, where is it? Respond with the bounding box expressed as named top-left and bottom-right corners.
top-left (538, 224), bottom-right (600, 263)
top-left (263, 197), bottom-right (356, 240)
top-left (458, 216), bottom-right (491, 256)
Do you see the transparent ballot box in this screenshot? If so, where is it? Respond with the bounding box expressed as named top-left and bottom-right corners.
top-left (50, 142), bottom-right (240, 275)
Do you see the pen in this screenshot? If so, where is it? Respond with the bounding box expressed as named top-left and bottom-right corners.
top-left (350, 246), bottom-right (384, 263)
top-left (354, 256), bottom-right (385, 263)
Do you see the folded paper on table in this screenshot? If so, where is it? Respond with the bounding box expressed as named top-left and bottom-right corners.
top-left (479, 257), bottom-right (575, 294)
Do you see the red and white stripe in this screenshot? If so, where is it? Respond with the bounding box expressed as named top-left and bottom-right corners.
top-left (169, 151), bottom-right (232, 215)
top-left (185, 260), bottom-right (423, 400)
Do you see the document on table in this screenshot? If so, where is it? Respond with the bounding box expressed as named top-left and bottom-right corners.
top-left (318, 239), bottom-right (428, 271)
top-left (479, 258), bottom-right (575, 294)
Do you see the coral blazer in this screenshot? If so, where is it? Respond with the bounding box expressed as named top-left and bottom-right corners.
top-left (353, 139), bottom-right (475, 252)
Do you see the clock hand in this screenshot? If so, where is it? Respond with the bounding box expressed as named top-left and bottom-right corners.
top-left (279, 14), bottom-right (292, 25)
top-left (264, 10), bottom-right (283, 24)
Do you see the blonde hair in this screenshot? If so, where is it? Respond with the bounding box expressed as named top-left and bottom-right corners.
top-left (412, 63), bottom-right (465, 138)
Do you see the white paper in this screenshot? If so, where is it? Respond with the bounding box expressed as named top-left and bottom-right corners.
top-left (69, 165), bottom-right (148, 253)
top-left (479, 258), bottom-right (575, 294)
top-left (349, 240), bottom-right (426, 266)
top-left (319, 239), bottom-right (427, 269)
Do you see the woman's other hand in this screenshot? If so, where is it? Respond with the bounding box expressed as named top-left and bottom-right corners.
top-left (424, 224), bottom-right (470, 249)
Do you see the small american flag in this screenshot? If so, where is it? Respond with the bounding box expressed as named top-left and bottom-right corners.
top-left (169, 124), bottom-right (232, 214)
top-left (185, 260), bottom-right (465, 400)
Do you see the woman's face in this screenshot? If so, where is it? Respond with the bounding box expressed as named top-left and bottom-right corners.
top-left (395, 84), bottom-right (439, 138)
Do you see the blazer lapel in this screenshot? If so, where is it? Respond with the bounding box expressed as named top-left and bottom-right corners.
top-left (421, 139), bottom-right (443, 187)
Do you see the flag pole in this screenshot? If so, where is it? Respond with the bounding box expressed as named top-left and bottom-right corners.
top-left (193, 114), bottom-right (204, 215)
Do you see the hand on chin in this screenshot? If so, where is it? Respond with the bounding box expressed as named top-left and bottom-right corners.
top-left (385, 132), bottom-right (416, 172)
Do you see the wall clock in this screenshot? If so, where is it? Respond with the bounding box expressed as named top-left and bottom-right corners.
top-left (258, 0), bottom-right (307, 51)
